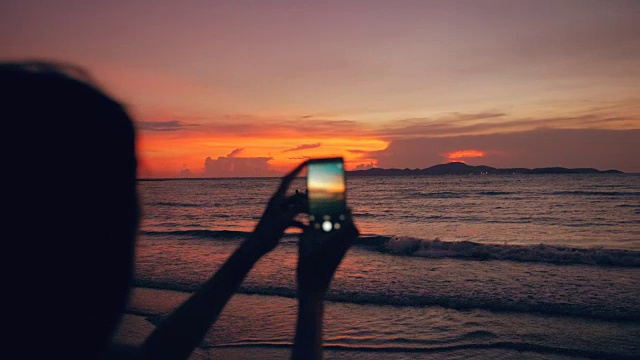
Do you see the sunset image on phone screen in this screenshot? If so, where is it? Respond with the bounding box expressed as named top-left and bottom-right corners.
top-left (307, 158), bottom-right (346, 232)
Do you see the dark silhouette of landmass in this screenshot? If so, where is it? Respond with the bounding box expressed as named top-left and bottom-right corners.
top-left (348, 162), bottom-right (624, 176)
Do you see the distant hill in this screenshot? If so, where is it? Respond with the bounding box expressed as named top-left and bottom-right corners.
top-left (347, 162), bottom-right (624, 176)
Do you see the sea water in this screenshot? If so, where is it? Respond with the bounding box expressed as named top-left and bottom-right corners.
top-left (128, 174), bottom-right (640, 359)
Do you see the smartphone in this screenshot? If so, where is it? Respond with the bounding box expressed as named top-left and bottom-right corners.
top-left (307, 157), bottom-right (347, 232)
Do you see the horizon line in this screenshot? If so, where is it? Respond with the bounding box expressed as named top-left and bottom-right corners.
top-left (138, 162), bottom-right (634, 180)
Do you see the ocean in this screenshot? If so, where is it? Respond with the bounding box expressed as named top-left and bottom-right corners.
top-left (119, 174), bottom-right (640, 359)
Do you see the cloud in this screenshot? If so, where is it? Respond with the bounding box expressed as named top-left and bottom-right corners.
top-left (372, 129), bottom-right (640, 172)
top-left (288, 156), bottom-right (312, 160)
top-left (138, 100), bottom-right (640, 177)
top-left (282, 143), bottom-right (321, 153)
top-left (137, 120), bottom-right (198, 132)
top-left (355, 162), bottom-right (375, 170)
top-left (202, 148), bottom-right (278, 177)
top-left (186, 117), bottom-right (368, 138)
top-left (179, 168), bottom-right (193, 178)
top-left (375, 112), bottom-right (506, 137)
top-left (347, 149), bottom-right (371, 154)
top-left (227, 148), bottom-right (244, 157)
top-left (141, 101), bottom-right (639, 141)
top-left (445, 150), bottom-right (485, 163)
top-left (376, 112), bottom-right (640, 139)
top-left (347, 149), bottom-right (382, 161)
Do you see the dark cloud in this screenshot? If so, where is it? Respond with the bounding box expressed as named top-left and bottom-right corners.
top-left (445, 112), bottom-right (506, 122)
top-left (282, 143), bottom-right (321, 153)
top-left (227, 148), bottom-right (244, 157)
top-left (288, 156), bottom-right (312, 160)
top-left (137, 120), bottom-right (198, 131)
top-left (160, 102), bottom-right (639, 140)
top-left (202, 149), bottom-right (278, 177)
top-left (355, 162), bottom-right (375, 170)
top-left (203, 156), bottom-right (276, 177)
top-left (179, 168), bottom-right (193, 178)
top-left (280, 119), bottom-right (362, 136)
top-left (377, 112), bottom-right (639, 139)
top-left (195, 118), bottom-right (364, 137)
top-left (372, 129), bottom-right (640, 172)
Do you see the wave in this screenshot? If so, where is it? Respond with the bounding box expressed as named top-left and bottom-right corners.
top-left (477, 191), bottom-right (512, 195)
top-left (140, 229), bottom-right (250, 240)
top-left (133, 280), bottom-right (639, 322)
top-left (616, 204), bottom-right (639, 208)
top-left (551, 190), bottom-right (639, 197)
top-left (199, 341), bottom-right (635, 359)
top-left (357, 236), bottom-right (640, 267)
top-left (149, 201), bottom-right (202, 207)
top-left (140, 230), bottom-right (640, 267)
top-left (413, 189), bottom-right (640, 198)
top-left (412, 191), bottom-right (464, 198)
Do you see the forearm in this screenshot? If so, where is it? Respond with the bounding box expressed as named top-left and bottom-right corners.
top-left (141, 238), bottom-right (264, 360)
top-left (292, 292), bottom-right (325, 360)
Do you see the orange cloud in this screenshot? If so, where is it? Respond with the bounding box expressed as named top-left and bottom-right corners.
top-left (445, 149), bottom-right (485, 163)
top-left (136, 126), bottom-right (388, 178)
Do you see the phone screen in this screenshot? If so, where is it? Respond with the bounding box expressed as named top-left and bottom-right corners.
top-left (307, 157), bottom-right (346, 232)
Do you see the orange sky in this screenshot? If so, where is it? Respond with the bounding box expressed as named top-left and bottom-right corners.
top-left (2, 1), bottom-right (639, 176)
top-left (136, 126), bottom-right (387, 177)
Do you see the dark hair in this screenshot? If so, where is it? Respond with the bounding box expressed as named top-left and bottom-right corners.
top-left (2, 61), bottom-right (139, 358)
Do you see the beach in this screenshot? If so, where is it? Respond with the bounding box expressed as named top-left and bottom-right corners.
top-left (113, 175), bottom-right (640, 359)
top-left (115, 286), bottom-right (638, 359)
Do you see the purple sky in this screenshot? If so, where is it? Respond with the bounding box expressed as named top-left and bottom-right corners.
top-left (2, 1), bottom-right (639, 176)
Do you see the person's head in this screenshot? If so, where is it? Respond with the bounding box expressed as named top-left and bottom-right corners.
top-left (2, 61), bottom-right (139, 357)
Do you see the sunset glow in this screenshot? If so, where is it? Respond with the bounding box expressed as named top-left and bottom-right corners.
top-left (2, 1), bottom-right (639, 176)
top-left (136, 126), bottom-right (387, 178)
top-left (445, 150), bottom-right (486, 163)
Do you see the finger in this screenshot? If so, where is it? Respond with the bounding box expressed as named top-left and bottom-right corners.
top-left (275, 161), bottom-right (307, 197)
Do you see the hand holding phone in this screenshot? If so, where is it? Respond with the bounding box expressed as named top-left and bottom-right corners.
top-left (306, 157), bottom-right (347, 233)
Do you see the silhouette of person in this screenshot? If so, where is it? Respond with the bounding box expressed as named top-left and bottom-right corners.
top-left (3, 61), bottom-right (358, 360)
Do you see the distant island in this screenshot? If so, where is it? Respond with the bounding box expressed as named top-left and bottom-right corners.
top-left (347, 162), bottom-right (624, 176)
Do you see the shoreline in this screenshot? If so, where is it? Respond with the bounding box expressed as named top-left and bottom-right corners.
top-left (113, 287), bottom-right (640, 359)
